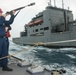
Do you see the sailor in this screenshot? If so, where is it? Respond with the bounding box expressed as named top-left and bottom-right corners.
top-left (0, 8), bottom-right (15, 71)
top-left (5, 10), bottom-right (15, 52)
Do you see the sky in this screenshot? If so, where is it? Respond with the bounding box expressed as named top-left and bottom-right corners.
top-left (0, 0), bottom-right (76, 39)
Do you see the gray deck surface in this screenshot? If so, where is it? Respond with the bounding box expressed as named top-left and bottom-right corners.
top-left (0, 64), bottom-right (51, 75)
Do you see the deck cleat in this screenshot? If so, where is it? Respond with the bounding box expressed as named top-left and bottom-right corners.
top-left (27, 65), bottom-right (44, 75)
top-left (17, 60), bottom-right (31, 67)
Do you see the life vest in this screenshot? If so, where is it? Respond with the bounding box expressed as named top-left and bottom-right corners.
top-left (5, 31), bottom-right (11, 38)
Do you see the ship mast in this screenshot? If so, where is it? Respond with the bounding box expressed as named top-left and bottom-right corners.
top-left (54, 0), bottom-right (56, 7)
top-left (62, 0), bottom-right (64, 9)
top-left (48, 0), bottom-right (56, 7)
top-left (49, 0), bottom-right (51, 6)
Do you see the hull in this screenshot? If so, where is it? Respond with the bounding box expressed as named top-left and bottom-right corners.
top-left (13, 6), bottom-right (76, 47)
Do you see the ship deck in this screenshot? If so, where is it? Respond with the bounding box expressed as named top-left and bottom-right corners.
top-left (0, 64), bottom-right (30, 75)
top-left (0, 63), bottom-right (51, 75)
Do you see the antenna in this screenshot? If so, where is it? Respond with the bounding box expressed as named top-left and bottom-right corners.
top-left (62, 0), bottom-right (64, 9)
top-left (54, 0), bottom-right (56, 7)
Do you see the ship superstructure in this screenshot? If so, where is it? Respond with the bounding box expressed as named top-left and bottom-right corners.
top-left (13, 3), bottom-right (76, 47)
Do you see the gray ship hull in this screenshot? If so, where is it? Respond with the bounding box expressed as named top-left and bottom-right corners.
top-left (13, 25), bottom-right (76, 47)
top-left (13, 6), bottom-right (76, 47)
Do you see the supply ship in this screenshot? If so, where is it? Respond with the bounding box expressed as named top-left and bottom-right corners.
top-left (13, 1), bottom-right (76, 47)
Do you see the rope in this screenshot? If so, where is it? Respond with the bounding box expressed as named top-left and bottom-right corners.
top-left (1, 39), bottom-right (76, 60)
top-left (44, 39), bottom-right (76, 44)
top-left (0, 42), bottom-right (44, 60)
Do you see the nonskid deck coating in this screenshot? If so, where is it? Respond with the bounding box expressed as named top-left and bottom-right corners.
top-left (0, 64), bottom-right (51, 75)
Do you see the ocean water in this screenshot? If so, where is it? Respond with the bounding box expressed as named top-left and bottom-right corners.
top-left (9, 41), bottom-right (76, 75)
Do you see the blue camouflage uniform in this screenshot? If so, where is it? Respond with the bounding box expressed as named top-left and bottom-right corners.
top-left (0, 14), bottom-right (14, 67)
